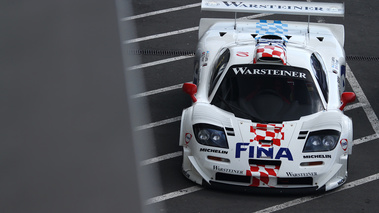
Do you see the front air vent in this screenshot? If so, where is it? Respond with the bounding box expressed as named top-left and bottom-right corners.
top-left (277, 177), bottom-right (313, 185)
top-left (215, 173), bottom-right (251, 183)
top-left (225, 127), bottom-right (235, 136)
top-left (249, 159), bottom-right (282, 167)
top-left (251, 33), bottom-right (258, 38)
top-left (261, 35), bottom-right (282, 40)
top-left (298, 131), bottom-right (308, 140)
top-left (317, 37), bottom-right (324, 42)
top-left (219, 32), bottom-right (226, 37)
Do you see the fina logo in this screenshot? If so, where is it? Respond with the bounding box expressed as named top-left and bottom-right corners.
top-left (235, 143), bottom-right (293, 160)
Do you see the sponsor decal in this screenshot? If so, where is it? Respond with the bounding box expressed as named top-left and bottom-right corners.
top-left (185, 133), bottom-right (192, 146)
top-left (235, 143), bottom-right (293, 160)
top-left (236, 51), bottom-right (249, 57)
top-left (200, 148), bottom-right (228, 154)
top-left (286, 172), bottom-right (317, 177)
top-left (201, 51), bottom-right (209, 66)
top-left (340, 139), bottom-right (348, 151)
top-left (236, 124), bottom-right (292, 160)
top-left (221, 1), bottom-right (328, 12)
top-left (331, 57), bottom-right (339, 71)
top-left (232, 67), bottom-right (307, 79)
top-left (213, 165), bottom-right (244, 175)
top-left (303, 154), bottom-right (331, 159)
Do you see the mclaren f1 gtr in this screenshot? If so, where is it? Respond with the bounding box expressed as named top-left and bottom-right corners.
top-left (179, 0), bottom-right (356, 192)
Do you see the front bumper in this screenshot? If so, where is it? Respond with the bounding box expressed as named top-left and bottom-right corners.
top-left (182, 148), bottom-right (348, 192)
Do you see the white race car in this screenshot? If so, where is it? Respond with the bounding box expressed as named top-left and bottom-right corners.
top-left (179, 0), bottom-right (356, 193)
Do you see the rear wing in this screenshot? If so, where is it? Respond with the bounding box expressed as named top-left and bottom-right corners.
top-left (201, 0), bottom-right (344, 17)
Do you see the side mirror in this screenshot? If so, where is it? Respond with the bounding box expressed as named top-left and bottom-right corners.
top-left (340, 92), bottom-right (356, 110)
top-left (182, 83), bottom-right (197, 102)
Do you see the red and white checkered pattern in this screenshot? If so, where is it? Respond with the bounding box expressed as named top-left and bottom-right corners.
top-left (249, 124), bottom-right (284, 147)
top-left (246, 124), bottom-right (284, 187)
top-left (246, 164), bottom-right (280, 187)
top-left (254, 44), bottom-right (287, 65)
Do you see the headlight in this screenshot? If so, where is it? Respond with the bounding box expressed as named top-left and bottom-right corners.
top-left (193, 124), bottom-right (228, 148)
top-left (303, 130), bottom-right (340, 152)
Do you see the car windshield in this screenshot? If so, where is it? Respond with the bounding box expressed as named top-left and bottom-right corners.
top-left (211, 64), bottom-right (324, 123)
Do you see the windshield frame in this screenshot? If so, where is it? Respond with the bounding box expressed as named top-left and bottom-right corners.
top-left (209, 63), bottom-right (326, 123)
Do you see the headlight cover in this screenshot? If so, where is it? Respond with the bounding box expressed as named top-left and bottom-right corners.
top-left (303, 130), bottom-right (340, 152)
top-left (193, 124), bottom-right (228, 148)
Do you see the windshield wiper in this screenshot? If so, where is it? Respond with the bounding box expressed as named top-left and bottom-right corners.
top-left (216, 94), bottom-right (267, 123)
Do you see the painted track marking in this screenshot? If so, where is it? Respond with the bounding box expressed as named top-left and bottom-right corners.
top-left (135, 116), bottom-right (181, 131)
top-left (128, 55), bottom-right (194, 71)
top-left (131, 83), bottom-right (184, 99)
top-left (347, 65), bottom-right (379, 135)
top-left (125, 27), bottom-right (199, 44)
top-left (121, 3), bottom-right (201, 21)
top-left (140, 151), bottom-right (183, 166)
top-left (145, 185), bottom-right (203, 205)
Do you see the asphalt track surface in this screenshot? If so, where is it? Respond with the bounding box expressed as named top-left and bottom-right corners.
top-left (2, 0), bottom-right (379, 213)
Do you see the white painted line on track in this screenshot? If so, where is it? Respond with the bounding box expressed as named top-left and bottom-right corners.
top-left (347, 64), bottom-right (379, 135)
top-left (135, 116), bottom-right (181, 131)
top-left (125, 27), bottom-right (199, 44)
top-left (128, 55), bottom-right (194, 71)
top-left (121, 3), bottom-right (201, 21)
top-left (253, 172), bottom-right (379, 213)
top-left (353, 133), bottom-right (379, 146)
top-left (140, 151), bottom-right (183, 166)
top-left (145, 185), bottom-right (203, 205)
top-left (344, 102), bottom-right (365, 111)
top-left (131, 83), bottom-right (184, 99)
